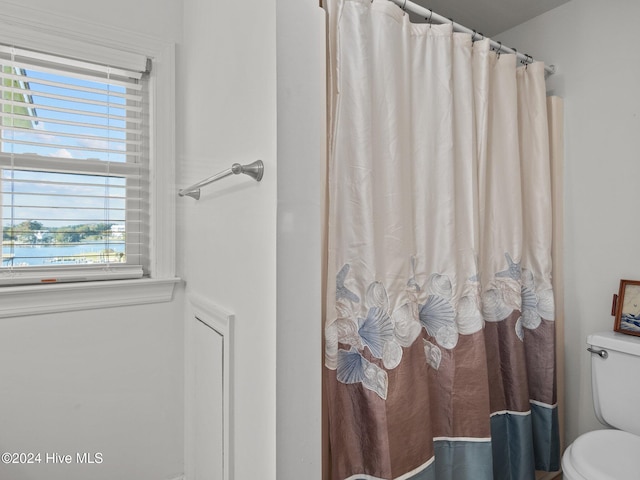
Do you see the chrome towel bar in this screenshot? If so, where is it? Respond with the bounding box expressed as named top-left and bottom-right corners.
top-left (178, 160), bottom-right (264, 200)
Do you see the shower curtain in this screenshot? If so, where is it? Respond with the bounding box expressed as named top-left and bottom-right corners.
top-left (323, 1), bottom-right (560, 479)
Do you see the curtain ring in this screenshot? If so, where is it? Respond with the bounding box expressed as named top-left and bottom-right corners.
top-left (525, 54), bottom-right (533, 69)
top-left (496, 41), bottom-right (502, 58)
top-left (472, 30), bottom-right (477, 42)
top-left (402, 0), bottom-right (407, 15)
top-left (426, 10), bottom-right (433, 27)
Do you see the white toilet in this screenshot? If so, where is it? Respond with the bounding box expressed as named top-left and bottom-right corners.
top-left (562, 331), bottom-right (640, 479)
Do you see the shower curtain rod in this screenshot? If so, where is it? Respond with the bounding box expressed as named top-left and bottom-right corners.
top-left (387, 0), bottom-right (556, 76)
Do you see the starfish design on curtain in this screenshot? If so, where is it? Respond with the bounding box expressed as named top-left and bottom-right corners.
top-left (336, 263), bottom-right (360, 303)
top-left (495, 252), bottom-right (521, 281)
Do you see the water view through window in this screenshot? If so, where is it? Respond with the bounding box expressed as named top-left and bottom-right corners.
top-left (1, 54), bottom-right (140, 270)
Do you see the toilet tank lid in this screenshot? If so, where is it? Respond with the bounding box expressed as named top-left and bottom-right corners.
top-left (588, 331), bottom-right (640, 355)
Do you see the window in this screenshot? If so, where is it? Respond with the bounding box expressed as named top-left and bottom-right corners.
top-left (0, 45), bottom-right (149, 286)
top-left (0, 3), bottom-right (177, 315)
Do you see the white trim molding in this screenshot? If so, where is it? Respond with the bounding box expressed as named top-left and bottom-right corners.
top-left (0, 278), bottom-right (181, 318)
top-left (185, 292), bottom-right (235, 480)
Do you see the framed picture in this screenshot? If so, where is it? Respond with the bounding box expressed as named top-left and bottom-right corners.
top-left (614, 280), bottom-right (640, 337)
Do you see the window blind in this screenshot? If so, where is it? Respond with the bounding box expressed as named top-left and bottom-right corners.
top-left (0, 44), bottom-right (149, 286)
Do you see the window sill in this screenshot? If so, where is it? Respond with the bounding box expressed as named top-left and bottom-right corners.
top-left (0, 277), bottom-right (182, 318)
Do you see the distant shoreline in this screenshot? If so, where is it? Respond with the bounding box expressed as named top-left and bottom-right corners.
top-left (2, 242), bottom-right (126, 267)
top-left (3, 240), bottom-right (124, 247)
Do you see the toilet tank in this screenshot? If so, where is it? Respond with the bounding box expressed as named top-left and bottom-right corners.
top-left (588, 331), bottom-right (640, 435)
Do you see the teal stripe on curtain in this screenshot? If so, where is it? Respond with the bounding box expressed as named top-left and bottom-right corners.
top-left (490, 414), bottom-right (535, 480)
top-left (433, 441), bottom-right (493, 480)
top-left (347, 441), bottom-right (495, 480)
top-left (531, 403), bottom-right (560, 472)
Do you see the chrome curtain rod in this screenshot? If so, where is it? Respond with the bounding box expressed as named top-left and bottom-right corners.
top-left (178, 160), bottom-right (264, 200)
top-left (388, 0), bottom-right (556, 76)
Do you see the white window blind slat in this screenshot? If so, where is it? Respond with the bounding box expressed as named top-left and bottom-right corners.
top-left (0, 74), bottom-right (143, 104)
top-left (0, 264), bottom-right (143, 286)
top-left (1, 43), bottom-right (149, 286)
top-left (0, 171), bottom-right (140, 186)
top-left (1, 138), bottom-right (141, 157)
top-left (0, 154), bottom-right (143, 174)
top-left (0, 70), bottom-right (143, 100)
top-left (0, 112), bottom-right (142, 133)
top-left (0, 84), bottom-right (144, 113)
top-left (4, 193), bottom-right (129, 201)
top-left (0, 99), bottom-right (143, 124)
top-left (1, 124), bottom-right (142, 147)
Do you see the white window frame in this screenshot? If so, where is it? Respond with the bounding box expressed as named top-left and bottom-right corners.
top-left (0, 3), bottom-right (179, 317)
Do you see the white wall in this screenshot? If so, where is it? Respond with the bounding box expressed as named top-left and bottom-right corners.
top-left (176, 0), bottom-right (278, 478)
top-left (276, 0), bottom-right (325, 478)
top-left (10, 0), bottom-right (182, 41)
top-left (178, 0), bottom-right (326, 477)
top-left (497, 0), bottom-right (640, 445)
top-left (0, 301), bottom-right (185, 480)
top-left (0, 2), bottom-right (185, 480)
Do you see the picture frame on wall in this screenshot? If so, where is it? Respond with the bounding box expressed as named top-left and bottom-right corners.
top-left (614, 279), bottom-right (640, 337)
